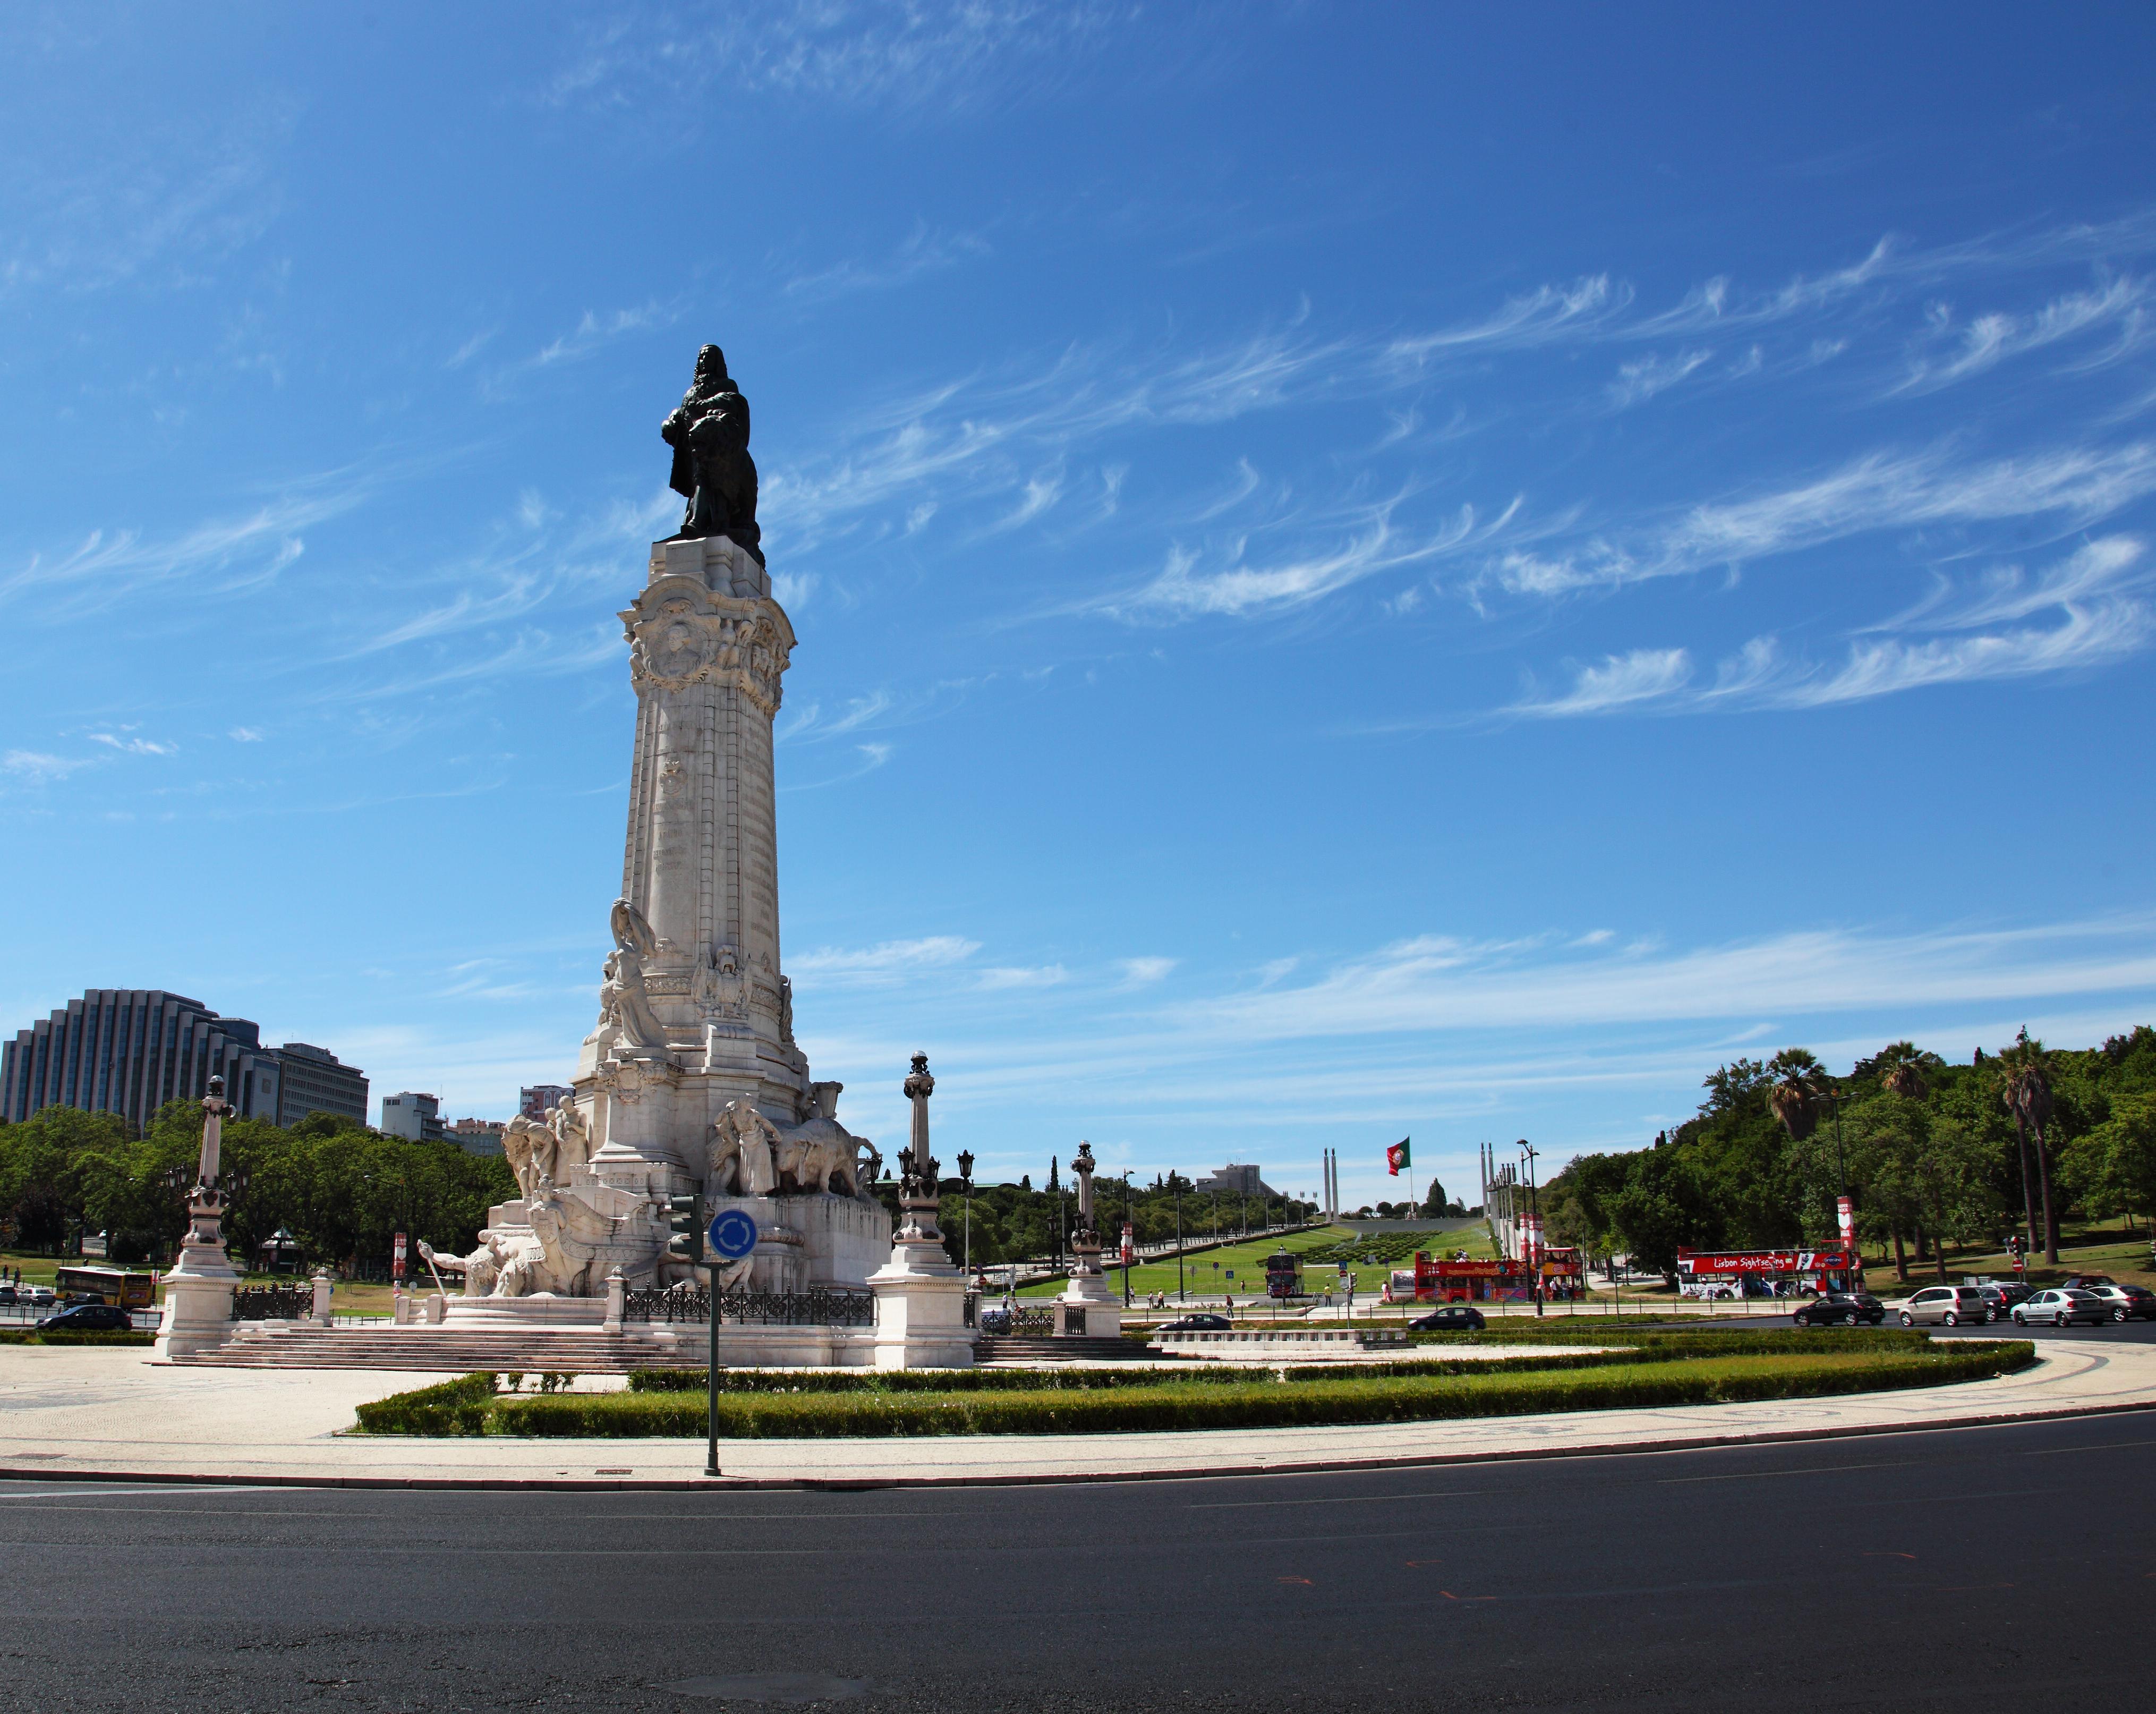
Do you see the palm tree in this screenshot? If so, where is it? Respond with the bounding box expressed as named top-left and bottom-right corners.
top-left (1995, 1028), bottom-right (2058, 1263)
top-left (1875, 1041), bottom-right (1931, 1104)
top-left (1767, 1048), bottom-right (1833, 1142)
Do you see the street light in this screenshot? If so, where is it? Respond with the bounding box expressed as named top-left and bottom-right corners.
top-left (1518, 1139), bottom-right (1543, 1319)
top-left (957, 1150), bottom-right (975, 1282)
top-left (1171, 1172), bottom-right (1186, 1303)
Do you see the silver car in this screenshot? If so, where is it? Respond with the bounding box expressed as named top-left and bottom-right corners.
top-left (1898, 1284), bottom-right (1991, 1326)
top-left (2012, 1288), bottom-right (2110, 1328)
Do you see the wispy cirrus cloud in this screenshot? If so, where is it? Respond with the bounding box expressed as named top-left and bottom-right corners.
top-left (786, 220), bottom-right (992, 301)
top-left (1505, 536), bottom-right (2152, 717)
top-left (1482, 442), bottom-right (2156, 598)
top-left (789, 935), bottom-right (983, 985)
top-left (1, 476), bottom-right (368, 617)
top-left (546, 2), bottom-right (1152, 116)
top-left (1896, 273), bottom-right (2151, 394)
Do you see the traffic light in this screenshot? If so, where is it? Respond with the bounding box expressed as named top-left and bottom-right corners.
top-left (666, 1193), bottom-right (703, 1266)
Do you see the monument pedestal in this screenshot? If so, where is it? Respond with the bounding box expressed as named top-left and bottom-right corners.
top-left (154, 1235), bottom-right (238, 1361)
top-left (868, 1191), bottom-right (974, 1370)
top-left (1057, 1242), bottom-right (1124, 1338)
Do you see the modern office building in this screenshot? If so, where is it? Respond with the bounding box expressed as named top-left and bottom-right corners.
top-left (447, 1116), bottom-right (506, 1156)
top-left (270, 1042), bottom-right (370, 1128)
top-left (380, 1091), bottom-right (444, 1142)
top-left (1194, 1162), bottom-right (1280, 1199)
top-left (1, 989), bottom-right (287, 1131)
top-left (519, 1083), bottom-right (574, 1121)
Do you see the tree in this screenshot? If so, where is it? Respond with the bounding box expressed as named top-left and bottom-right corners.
top-left (1608, 1146), bottom-right (1721, 1287)
top-left (1766, 1048), bottom-right (1833, 1143)
top-left (1420, 1176), bottom-right (1448, 1217)
top-left (2061, 1091), bottom-right (2156, 1231)
top-left (1995, 1028), bottom-right (2059, 1262)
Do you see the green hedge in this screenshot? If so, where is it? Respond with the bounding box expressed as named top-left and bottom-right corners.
top-left (355, 1341), bottom-right (2032, 1438)
top-left (352, 1372), bottom-right (496, 1435)
top-left (0, 1328), bottom-right (156, 1346)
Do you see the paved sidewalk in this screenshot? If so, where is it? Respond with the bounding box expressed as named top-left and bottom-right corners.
top-left (2, 1339), bottom-right (2150, 1489)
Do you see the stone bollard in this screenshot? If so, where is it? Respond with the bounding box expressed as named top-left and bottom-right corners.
top-left (311, 1268), bottom-right (333, 1327)
top-left (603, 1266), bottom-right (626, 1335)
top-left (424, 1292), bottom-right (446, 1325)
top-left (392, 1286), bottom-right (408, 1326)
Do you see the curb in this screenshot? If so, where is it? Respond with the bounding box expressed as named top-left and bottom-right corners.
top-left (2, 1394), bottom-right (2151, 1492)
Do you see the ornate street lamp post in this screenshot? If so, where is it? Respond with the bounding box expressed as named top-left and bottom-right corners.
top-left (1519, 1139), bottom-right (1543, 1319)
top-left (957, 1150), bottom-right (974, 1281)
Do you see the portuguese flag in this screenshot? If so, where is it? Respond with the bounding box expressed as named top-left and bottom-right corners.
top-left (1385, 1137), bottom-right (1411, 1176)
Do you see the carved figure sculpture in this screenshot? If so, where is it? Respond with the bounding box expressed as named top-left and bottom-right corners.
top-left (661, 344), bottom-right (761, 562)
top-left (420, 1236), bottom-right (505, 1297)
top-left (596, 898), bottom-right (670, 1056)
top-left (550, 1099), bottom-right (593, 1185)
top-left (708, 1097), bottom-right (870, 1199)
top-left (504, 1115), bottom-right (557, 1203)
top-left (709, 1100), bottom-right (780, 1197)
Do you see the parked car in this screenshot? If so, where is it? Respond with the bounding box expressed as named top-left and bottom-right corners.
top-left (1972, 1282), bottom-right (2034, 1319)
top-left (1155, 1313), bottom-right (1232, 1332)
top-left (1409, 1305), bottom-right (1487, 1333)
top-left (0, 1284), bottom-right (16, 1305)
top-left (2013, 1288), bottom-right (2111, 1328)
top-left (2081, 1284), bottom-right (2156, 1323)
top-left (2061, 1274), bottom-right (2116, 1291)
top-left (25, 1286), bottom-right (55, 1306)
top-left (1794, 1293), bottom-right (1885, 1327)
top-left (36, 1303), bottom-right (133, 1332)
top-left (1898, 1285), bottom-right (1992, 1326)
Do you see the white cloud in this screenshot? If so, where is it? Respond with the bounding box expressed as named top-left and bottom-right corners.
top-left (1504, 537), bottom-right (2152, 718)
top-left (1897, 273), bottom-right (2150, 393)
top-left (1507, 648), bottom-right (1692, 717)
top-left (88, 733), bottom-right (178, 756)
top-left (786, 221), bottom-right (991, 301)
top-left (526, 301), bottom-right (676, 369)
top-left (2, 750), bottom-right (91, 781)
top-left (977, 964), bottom-right (1069, 990)
top-left (1116, 956), bottom-right (1178, 987)
top-left (1608, 348), bottom-right (1715, 408)
top-left (789, 935), bottom-right (982, 985)
top-left (1174, 917), bottom-right (2156, 1042)
top-left (228, 726), bottom-right (266, 743)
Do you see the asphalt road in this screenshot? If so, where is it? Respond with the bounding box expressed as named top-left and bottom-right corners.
top-left (1, 1411), bottom-right (2150, 1713)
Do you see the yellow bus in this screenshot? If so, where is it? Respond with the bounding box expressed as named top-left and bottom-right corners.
top-left (53, 1266), bottom-right (157, 1310)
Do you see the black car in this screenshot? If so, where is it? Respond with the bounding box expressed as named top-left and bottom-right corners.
top-left (1155, 1313), bottom-right (1232, 1332)
top-left (1409, 1305), bottom-right (1486, 1333)
top-left (1973, 1282), bottom-right (2034, 1319)
top-left (37, 1303), bottom-right (133, 1332)
top-left (1794, 1293), bottom-right (1885, 1328)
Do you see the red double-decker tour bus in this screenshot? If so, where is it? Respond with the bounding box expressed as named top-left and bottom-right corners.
top-left (1676, 1246), bottom-right (1858, 1297)
top-left (1382, 1248), bottom-right (1586, 1304)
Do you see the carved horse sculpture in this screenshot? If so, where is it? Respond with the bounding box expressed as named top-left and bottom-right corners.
top-left (708, 1099), bottom-right (867, 1199)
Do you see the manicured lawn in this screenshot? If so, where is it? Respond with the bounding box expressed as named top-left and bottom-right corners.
top-left (1014, 1222), bottom-right (1496, 1303)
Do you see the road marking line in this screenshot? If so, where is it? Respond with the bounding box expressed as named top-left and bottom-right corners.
top-left (1191, 1489), bottom-right (1485, 1509)
top-left (1659, 1460), bottom-right (1916, 1483)
top-left (2024, 1438), bottom-right (2156, 1455)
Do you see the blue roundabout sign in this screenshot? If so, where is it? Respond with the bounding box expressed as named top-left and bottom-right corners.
top-left (706, 1207), bottom-right (760, 1262)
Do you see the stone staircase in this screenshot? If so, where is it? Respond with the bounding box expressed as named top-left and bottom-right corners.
top-left (179, 1320), bottom-right (674, 1374)
top-left (972, 1334), bottom-right (1154, 1363)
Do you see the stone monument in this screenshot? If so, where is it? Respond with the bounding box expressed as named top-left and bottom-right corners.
top-left (1057, 1140), bottom-right (1123, 1337)
top-left (866, 1053), bottom-right (974, 1368)
top-left (154, 1077), bottom-right (243, 1360)
top-left (445, 343), bottom-right (890, 1317)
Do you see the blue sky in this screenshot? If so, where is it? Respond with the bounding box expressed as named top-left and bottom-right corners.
top-left (5, 3), bottom-right (2156, 1209)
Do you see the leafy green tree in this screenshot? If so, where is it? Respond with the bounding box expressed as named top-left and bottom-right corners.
top-left (1994, 1028), bottom-right (2060, 1261)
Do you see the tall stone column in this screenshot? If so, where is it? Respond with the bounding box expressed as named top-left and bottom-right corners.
top-left (154, 1079), bottom-right (242, 1360)
top-left (868, 1053), bottom-right (973, 1368)
top-left (579, 534), bottom-right (811, 1189)
top-left (1058, 1140), bottom-right (1122, 1337)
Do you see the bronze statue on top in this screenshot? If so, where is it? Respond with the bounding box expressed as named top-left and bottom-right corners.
top-left (662, 344), bottom-right (762, 563)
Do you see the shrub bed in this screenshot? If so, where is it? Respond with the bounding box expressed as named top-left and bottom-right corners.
top-left (354, 1339), bottom-right (2031, 1438)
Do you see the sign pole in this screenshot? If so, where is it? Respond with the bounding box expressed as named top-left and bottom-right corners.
top-left (705, 1259), bottom-right (719, 1479)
